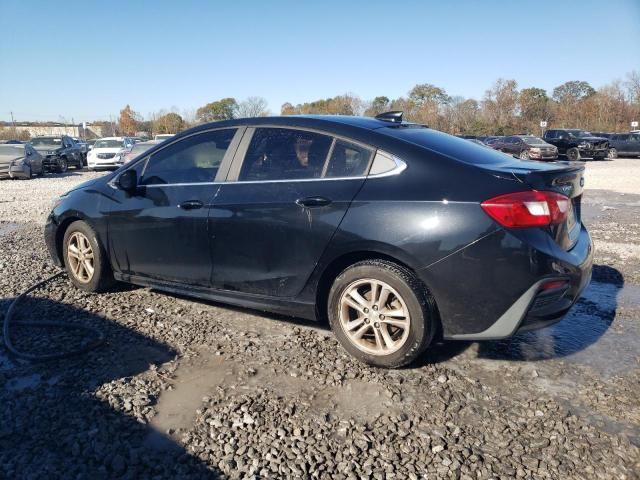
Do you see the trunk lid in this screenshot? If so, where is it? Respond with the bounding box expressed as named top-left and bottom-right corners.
top-left (482, 159), bottom-right (585, 250)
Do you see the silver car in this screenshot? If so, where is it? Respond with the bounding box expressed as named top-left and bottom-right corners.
top-left (0, 143), bottom-right (44, 179)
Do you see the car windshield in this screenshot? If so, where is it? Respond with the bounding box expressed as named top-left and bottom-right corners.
top-left (521, 136), bottom-right (547, 145)
top-left (30, 137), bottom-right (62, 147)
top-left (131, 143), bottom-right (154, 155)
top-left (94, 140), bottom-right (123, 148)
top-left (568, 130), bottom-right (592, 138)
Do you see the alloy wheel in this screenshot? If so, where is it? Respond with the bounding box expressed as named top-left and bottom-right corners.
top-left (67, 232), bottom-right (95, 283)
top-left (339, 278), bottom-right (411, 356)
top-left (608, 148), bottom-right (617, 159)
top-left (519, 150), bottom-right (530, 160)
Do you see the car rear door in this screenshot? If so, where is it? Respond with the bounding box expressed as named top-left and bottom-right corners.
top-left (107, 128), bottom-right (242, 285)
top-left (208, 127), bottom-right (373, 297)
top-left (628, 134), bottom-right (640, 155)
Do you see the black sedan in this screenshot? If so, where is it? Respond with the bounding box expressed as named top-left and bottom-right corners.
top-left (45, 113), bottom-right (593, 368)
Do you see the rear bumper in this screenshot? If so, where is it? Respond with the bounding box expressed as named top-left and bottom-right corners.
top-left (424, 224), bottom-right (593, 340)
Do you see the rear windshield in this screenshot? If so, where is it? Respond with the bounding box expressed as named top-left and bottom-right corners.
top-left (94, 139), bottom-right (123, 148)
top-left (380, 127), bottom-right (515, 165)
top-left (521, 136), bottom-right (547, 145)
top-left (30, 137), bottom-right (62, 147)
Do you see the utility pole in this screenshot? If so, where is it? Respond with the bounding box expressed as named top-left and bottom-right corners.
top-left (10, 111), bottom-right (16, 128)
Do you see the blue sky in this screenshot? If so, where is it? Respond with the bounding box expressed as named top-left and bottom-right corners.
top-left (1, 0), bottom-right (639, 122)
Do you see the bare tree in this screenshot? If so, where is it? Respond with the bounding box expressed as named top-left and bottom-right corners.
top-left (237, 96), bottom-right (270, 118)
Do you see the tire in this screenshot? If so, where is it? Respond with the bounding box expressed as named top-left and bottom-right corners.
top-left (63, 220), bottom-right (115, 292)
top-left (57, 157), bottom-right (68, 173)
top-left (22, 165), bottom-right (32, 180)
top-left (519, 150), bottom-right (530, 160)
top-left (566, 148), bottom-right (581, 161)
top-left (608, 148), bottom-right (618, 160)
top-left (327, 259), bottom-right (435, 368)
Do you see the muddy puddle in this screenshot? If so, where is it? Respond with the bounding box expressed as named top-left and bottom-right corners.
top-left (471, 280), bottom-right (639, 376)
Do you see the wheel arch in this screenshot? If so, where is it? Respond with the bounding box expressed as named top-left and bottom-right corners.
top-left (313, 249), bottom-right (442, 333)
top-left (54, 213), bottom-right (100, 265)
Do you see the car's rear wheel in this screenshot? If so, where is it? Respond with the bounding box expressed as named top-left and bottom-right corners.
top-left (519, 150), bottom-right (530, 160)
top-left (57, 157), bottom-right (68, 173)
top-left (63, 220), bottom-right (115, 292)
top-left (327, 260), bottom-right (435, 368)
top-left (566, 148), bottom-right (581, 161)
top-left (608, 148), bottom-right (617, 160)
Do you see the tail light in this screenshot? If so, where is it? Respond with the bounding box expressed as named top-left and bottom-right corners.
top-left (481, 191), bottom-right (570, 228)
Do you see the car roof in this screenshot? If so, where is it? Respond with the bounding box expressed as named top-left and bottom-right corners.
top-left (99, 136), bottom-right (125, 141)
top-left (182, 115), bottom-right (426, 139)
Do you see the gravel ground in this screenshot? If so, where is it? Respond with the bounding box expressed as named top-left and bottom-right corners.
top-left (1, 162), bottom-right (639, 479)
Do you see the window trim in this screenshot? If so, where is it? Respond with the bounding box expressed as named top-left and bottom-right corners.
top-left (109, 125), bottom-right (406, 188)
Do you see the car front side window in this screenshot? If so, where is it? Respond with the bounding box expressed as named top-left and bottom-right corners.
top-left (239, 128), bottom-right (333, 181)
top-left (141, 129), bottom-right (237, 185)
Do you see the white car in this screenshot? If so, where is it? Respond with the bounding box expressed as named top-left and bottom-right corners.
top-left (87, 137), bottom-right (133, 170)
top-left (154, 134), bottom-right (175, 142)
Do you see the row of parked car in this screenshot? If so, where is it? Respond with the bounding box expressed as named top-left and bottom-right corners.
top-left (459, 128), bottom-right (640, 161)
top-left (0, 134), bottom-right (175, 179)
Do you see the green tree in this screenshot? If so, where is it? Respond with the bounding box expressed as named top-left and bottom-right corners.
top-left (196, 98), bottom-right (238, 123)
top-left (408, 84), bottom-right (450, 106)
top-left (552, 81), bottom-right (596, 103)
top-left (364, 96), bottom-right (391, 116)
top-left (519, 87), bottom-right (551, 132)
top-left (153, 112), bottom-right (184, 134)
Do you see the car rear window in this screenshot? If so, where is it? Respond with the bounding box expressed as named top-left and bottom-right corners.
top-left (380, 127), bottom-right (516, 165)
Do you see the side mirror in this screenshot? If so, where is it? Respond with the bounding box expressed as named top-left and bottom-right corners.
top-left (117, 169), bottom-right (138, 193)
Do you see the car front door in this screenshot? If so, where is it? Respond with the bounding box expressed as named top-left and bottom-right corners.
top-left (107, 128), bottom-right (241, 286)
top-left (209, 127), bottom-right (373, 297)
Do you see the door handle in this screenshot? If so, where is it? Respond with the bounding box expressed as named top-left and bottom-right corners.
top-left (178, 200), bottom-right (204, 210)
top-left (296, 196), bottom-right (332, 208)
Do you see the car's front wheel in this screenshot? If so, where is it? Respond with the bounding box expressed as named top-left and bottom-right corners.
top-left (63, 220), bottom-right (115, 292)
top-left (608, 148), bottom-right (618, 160)
top-left (519, 150), bottom-right (530, 160)
top-left (57, 157), bottom-right (68, 173)
top-left (327, 260), bottom-right (435, 368)
top-left (566, 148), bottom-right (581, 161)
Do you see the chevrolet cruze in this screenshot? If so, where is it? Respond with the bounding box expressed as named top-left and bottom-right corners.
top-left (45, 113), bottom-right (593, 367)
